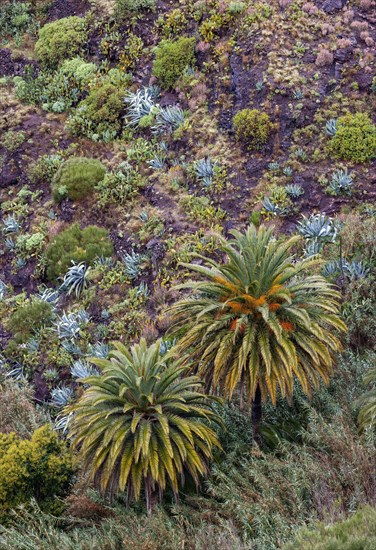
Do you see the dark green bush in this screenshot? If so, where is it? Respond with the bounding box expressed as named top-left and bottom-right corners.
top-left (82, 82), bottom-right (124, 130)
top-left (35, 16), bottom-right (87, 68)
top-left (7, 299), bottom-right (53, 343)
top-left (51, 157), bottom-right (106, 202)
top-left (116, 0), bottom-right (156, 15)
top-left (327, 112), bottom-right (376, 163)
top-left (67, 80), bottom-right (126, 140)
top-left (153, 37), bottom-right (196, 90)
top-left (0, 425), bottom-right (74, 522)
top-left (233, 108), bottom-right (272, 150)
top-left (0, 2), bottom-right (34, 40)
top-left (284, 506), bottom-right (376, 550)
top-left (46, 223), bottom-right (113, 280)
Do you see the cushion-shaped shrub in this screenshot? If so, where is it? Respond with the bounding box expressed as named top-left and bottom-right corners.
top-left (46, 223), bottom-right (113, 280)
top-left (116, 0), bottom-right (156, 14)
top-left (51, 157), bottom-right (106, 202)
top-left (7, 299), bottom-right (53, 343)
top-left (60, 57), bottom-right (97, 88)
top-left (233, 109), bottom-right (272, 151)
top-left (327, 112), bottom-right (376, 163)
top-left (35, 16), bottom-right (87, 68)
top-left (152, 37), bottom-right (196, 90)
top-left (67, 81), bottom-right (126, 139)
top-left (0, 425), bottom-right (74, 522)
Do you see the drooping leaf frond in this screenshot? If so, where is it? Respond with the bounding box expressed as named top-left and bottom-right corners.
top-left (67, 339), bottom-right (222, 511)
top-left (170, 225), bottom-right (346, 405)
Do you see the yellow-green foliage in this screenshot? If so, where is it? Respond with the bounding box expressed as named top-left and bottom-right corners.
top-left (284, 506), bottom-right (376, 550)
top-left (78, 81), bottom-right (125, 133)
top-left (68, 339), bottom-right (221, 512)
top-left (35, 16), bottom-right (87, 68)
top-left (153, 37), bottom-right (196, 90)
top-left (46, 223), bottom-right (113, 280)
top-left (327, 112), bottom-right (376, 163)
top-left (199, 13), bottom-right (231, 42)
top-left (7, 299), bottom-right (53, 343)
top-left (0, 425), bottom-right (74, 522)
top-left (233, 109), bottom-right (272, 151)
top-left (51, 157), bottom-right (106, 202)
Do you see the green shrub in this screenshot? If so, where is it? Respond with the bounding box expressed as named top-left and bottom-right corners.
top-left (7, 299), bottom-right (53, 343)
top-left (116, 0), bottom-right (156, 15)
top-left (284, 506), bottom-right (376, 550)
top-left (13, 58), bottom-right (96, 113)
top-left (0, 2), bottom-right (34, 40)
top-left (327, 112), bottom-right (376, 163)
top-left (0, 425), bottom-right (74, 522)
top-left (153, 37), bottom-right (196, 90)
top-left (35, 16), bottom-right (87, 68)
top-left (46, 223), bottom-right (113, 280)
top-left (51, 157), bottom-right (106, 202)
top-left (59, 57), bottom-right (97, 88)
top-left (67, 80), bottom-right (126, 140)
top-left (233, 108), bottom-right (272, 150)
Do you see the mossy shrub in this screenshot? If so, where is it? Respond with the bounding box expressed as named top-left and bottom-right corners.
top-left (152, 37), bottom-right (196, 90)
top-left (7, 299), bottom-right (53, 343)
top-left (327, 112), bottom-right (376, 163)
top-left (51, 157), bottom-right (106, 202)
top-left (0, 425), bottom-right (74, 522)
top-left (233, 109), bottom-right (272, 151)
top-left (116, 0), bottom-right (155, 14)
top-left (78, 81), bottom-right (125, 133)
top-left (35, 16), bottom-right (87, 68)
top-left (46, 223), bottom-right (113, 280)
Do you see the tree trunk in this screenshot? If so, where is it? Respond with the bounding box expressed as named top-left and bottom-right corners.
top-left (251, 385), bottom-right (262, 444)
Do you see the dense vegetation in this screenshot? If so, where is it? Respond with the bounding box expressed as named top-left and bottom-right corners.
top-left (0, 0), bottom-right (375, 547)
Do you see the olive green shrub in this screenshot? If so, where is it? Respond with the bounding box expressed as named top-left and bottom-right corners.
top-left (152, 37), bottom-right (196, 90)
top-left (233, 109), bottom-right (272, 150)
top-left (51, 157), bottom-right (106, 202)
top-left (67, 80), bottom-right (126, 140)
top-left (116, 0), bottom-right (155, 14)
top-left (7, 299), bottom-right (53, 343)
top-left (0, 425), bottom-right (74, 522)
top-left (35, 16), bottom-right (87, 68)
top-left (327, 112), bottom-right (376, 163)
top-left (46, 223), bottom-right (113, 280)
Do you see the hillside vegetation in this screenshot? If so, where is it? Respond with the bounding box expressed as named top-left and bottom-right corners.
top-left (0, 0), bottom-right (375, 548)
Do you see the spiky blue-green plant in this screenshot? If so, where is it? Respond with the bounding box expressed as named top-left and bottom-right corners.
top-left (60, 262), bottom-right (91, 297)
top-left (328, 168), bottom-right (353, 196)
top-left (55, 310), bottom-right (89, 340)
top-left (122, 250), bottom-right (142, 280)
top-left (285, 184), bottom-right (304, 198)
top-left (194, 158), bottom-right (216, 187)
top-left (154, 105), bottom-right (185, 133)
top-left (50, 386), bottom-right (74, 407)
top-left (2, 215), bottom-right (21, 234)
top-left (124, 87), bottom-right (159, 126)
top-left (262, 197), bottom-right (288, 216)
top-left (325, 118), bottom-right (337, 136)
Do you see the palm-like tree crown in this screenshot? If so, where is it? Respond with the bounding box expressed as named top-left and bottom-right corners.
top-left (170, 225), bottom-right (346, 405)
top-left (67, 339), bottom-right (221, 511)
